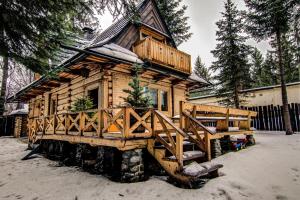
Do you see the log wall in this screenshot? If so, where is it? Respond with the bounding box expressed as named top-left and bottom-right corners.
top-left (28, 65), bottom-right (188, 119)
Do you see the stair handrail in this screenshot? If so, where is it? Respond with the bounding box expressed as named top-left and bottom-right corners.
top-left (154, 110), bottom-right (189, 138)
top-left (153, 110), bottom-right (189, 168)
top-left (182, 111), bottom-right (215, 135)
top-left (182, 110), bottom-right (215, 161)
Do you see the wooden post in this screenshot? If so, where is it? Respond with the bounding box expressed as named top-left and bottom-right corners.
top-left (123, 107), bottom-right (130, 138)
top-left (65, 113), bottom-right (69, 135)
top-left (179, 101), bottom-right (185, 130)
top-left (177, 101), bottom-right (185, 168)
top-left (79, 112), bottom-right (84, 136)
top-left (42, 117), bottom-right (46, 135)
top-left (98, 110), bottom-right (103, 138)
top-left (53, 115), bottom-right (56, 135)
top-left (176, 132), bottom-right (184, 168)
top-left (204, 131), bottom-right (211, 161)
top-left (217, 109), bottom-right (229, 131)
top-left (151, 109), bottom-right (156, 136)
top-left (192, 105), bottom-right (196, 118)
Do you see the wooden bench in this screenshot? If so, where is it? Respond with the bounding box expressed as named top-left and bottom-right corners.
top-left (180, 103), bottom-right (257, 133)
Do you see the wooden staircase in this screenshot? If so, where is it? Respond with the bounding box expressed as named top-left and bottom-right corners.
top-left (147, 110), bottom-right (222, 185)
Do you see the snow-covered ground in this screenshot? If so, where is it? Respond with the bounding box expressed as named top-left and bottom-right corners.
top-left (0, 132), bottom-right (299, 200)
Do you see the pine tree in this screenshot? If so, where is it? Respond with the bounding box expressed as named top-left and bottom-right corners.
top-left (0, 0), bottom-right (137, 115)
top-left (211, 0), bottom-right (251, 108)
top-left (193, 56), bottom-right (211, 82)
top-left (261, 51), bottom-right (279, 86)
top-left (281, 35), bottom-right (299, 82)
top-left (251, 48), bottom-right (264, 87)
top-left (245, 0), bottom-right (298, 135)
top-left (156, 0), bottom-right (192, 46)
top-left (122, 64), bottom-right (152, 108)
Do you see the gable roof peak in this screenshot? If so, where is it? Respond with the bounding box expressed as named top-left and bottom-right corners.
top-left (89, 0), bottom-right (176, 48)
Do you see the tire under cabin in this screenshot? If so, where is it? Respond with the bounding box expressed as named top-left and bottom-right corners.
top-left (7, 0), bottom-right (257, 187)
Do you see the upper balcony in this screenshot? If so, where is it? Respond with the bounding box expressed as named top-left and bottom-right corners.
top-left (133, 37), bottom-right (191, 74)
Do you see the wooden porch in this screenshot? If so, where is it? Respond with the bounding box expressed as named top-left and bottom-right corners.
top-left (28, 102), bottom-right (257, 161)
top-left (28, 102), bottom-right (257, 184)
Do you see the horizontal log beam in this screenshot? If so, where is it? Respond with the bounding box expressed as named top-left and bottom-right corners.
top-left (63, 68), bottom-right (90, 78)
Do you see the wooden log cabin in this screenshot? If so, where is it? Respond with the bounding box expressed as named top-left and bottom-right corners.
top-left (7, 0), bottom-right (257, 187)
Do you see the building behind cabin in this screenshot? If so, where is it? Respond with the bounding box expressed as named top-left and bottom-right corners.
top-left (189, 82), bottom-right (300, 107)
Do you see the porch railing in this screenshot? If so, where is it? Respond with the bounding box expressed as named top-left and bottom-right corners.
top-left (28, 107), bottom-right (153, 139)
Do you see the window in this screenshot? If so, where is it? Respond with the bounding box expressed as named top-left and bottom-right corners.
top-left (88, 88), bottom-right (99, 109)
top-left (149, 88), bottom-right (158, 109)
top-left (34, 100), bottom-right (42, 117)
top-left (141, 33), bottom-right (149, 40)
top-left (49, 98), bottom-right (57, 115)
top-left (144, 87), bottom-right (169, 112)
top-left (161, 91), bottom-right (168, 111)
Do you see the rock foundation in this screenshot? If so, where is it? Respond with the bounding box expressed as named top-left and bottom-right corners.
top-left (211, 139), bottom-right (222, 158)
top-left (121, 149), bottom-right (144, 182)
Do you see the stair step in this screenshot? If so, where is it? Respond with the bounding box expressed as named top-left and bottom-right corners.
top-left (182, 161), bottom-right (223, 177)
top-left (164, 150), bottom-right (205, 161)
top-left (158, 132), bottom-right (202, 138)
top-left (154, 141), bottom-right (193, 149)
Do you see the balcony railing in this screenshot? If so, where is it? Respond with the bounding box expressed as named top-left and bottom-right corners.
top-left (133, 38), bottom-right (191, 74)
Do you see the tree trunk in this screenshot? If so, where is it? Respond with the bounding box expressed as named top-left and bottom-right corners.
top-left (0, 55), bottom-right (9, 115)
top-left (276, 31), bottom-right (293, 135)
top-left (234, 84), bottom-right (240, 109)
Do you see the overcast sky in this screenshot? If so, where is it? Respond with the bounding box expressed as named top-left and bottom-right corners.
top-left (179, 0), bottom-right (270, 68)
top-left (100, 0), bottom-right (271, 68)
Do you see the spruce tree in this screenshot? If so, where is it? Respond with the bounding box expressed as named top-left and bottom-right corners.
top-left (261, 51), bottom-right (279, 86)
top-left (156, 0), bottom-right (192, 46)
top-left (0, 0), bottom-right (137, 115)
top-left (193, 56), bottom-right (211, 82)
top-left (245, 0), bottom-right (298, 135)
top-left (122, 64), bottom-right (152, 108)
top-left (251, 48), bottom-right (264, 87)
top-left (211, 0), bottom-right (251, 108)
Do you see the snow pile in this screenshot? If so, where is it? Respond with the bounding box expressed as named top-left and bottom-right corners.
top-left (183, 162), bottom-right (207, 176)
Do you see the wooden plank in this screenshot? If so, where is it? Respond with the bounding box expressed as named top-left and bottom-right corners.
top-left (290, 104), bottom-right (296, 131)
top-left (280, 105), bottom-right (285, 130)
top-left (35, 134), bottom-right (148, 150)
top-left (295, 104), bottom-right (300, 132)
top-left (258, 106), bottom-right (264, 130)
top-left (274, 106), bottom-right (278, 131)
top-left (277, 105), bottom-right (283, 131)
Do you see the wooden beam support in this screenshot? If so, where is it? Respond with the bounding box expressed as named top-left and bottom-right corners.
top-left (153, 74), bottom-right (169, 82)
top-left (56, 77), bottom-right (71, 83)
top-left (44, 81), bottom-right (61, 87)
top-left (63, 68), bottom-right (90, 78)
top-left (172, 79), bottom-right (186, 85)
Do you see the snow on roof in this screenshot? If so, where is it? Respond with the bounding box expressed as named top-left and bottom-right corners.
top-left (89, 43), bottom-right (143, 64)
top-left (188, 73), bottom-right (209, 84)
top-left (9, 108), bottom-right (28, 115)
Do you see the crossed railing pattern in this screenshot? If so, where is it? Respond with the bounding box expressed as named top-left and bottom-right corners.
top-left (27, 107), bottom-right (193, 168)
top-left (28, 107), bottom-right (153, 139)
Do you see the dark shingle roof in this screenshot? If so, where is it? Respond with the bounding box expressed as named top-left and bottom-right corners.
top-left (91, 17), bottom-right (130, 47)
top-left (90, 0), bottom-right (148, 48)
top-left (89, 0), bottom-right (176, 48)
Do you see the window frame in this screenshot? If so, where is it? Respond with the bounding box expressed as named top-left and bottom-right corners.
top-left (85, 83), bottom-right (101, 110)
top-left (144, 85), bottom-right (171, 115)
